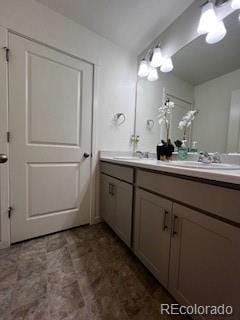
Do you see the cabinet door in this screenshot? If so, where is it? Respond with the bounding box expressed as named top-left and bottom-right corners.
top-left (100, 174), bottom-right (115, 228)
top-left (169, 203), bottom-right (240, 320)
top-left (134, 188), bottom-right (172, 288)
top-left (100, 174), bottom-right (133, 247)
top-left (114, 179), bottom-right (133, 247)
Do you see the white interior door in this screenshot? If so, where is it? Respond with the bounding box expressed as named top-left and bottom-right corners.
top-left (9, 33), bottom-right (93, 243)
top-left (227, 89), bottom-right (240, 153)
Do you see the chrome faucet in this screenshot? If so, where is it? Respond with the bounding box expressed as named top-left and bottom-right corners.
top-left (198, 152), bottom-right (212, 164)
top-left (136, 151), bottom-right (149, 159)
top-left (198, 152), bottom-right (221, 164)
top-left (212, 152), bottom-right (221, 163)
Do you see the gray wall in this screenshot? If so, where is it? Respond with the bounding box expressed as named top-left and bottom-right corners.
top-left (193, 68), bottom-right (240, 153)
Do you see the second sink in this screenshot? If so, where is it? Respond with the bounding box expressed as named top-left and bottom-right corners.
top-left (165, 161), bottom-right (240, 170)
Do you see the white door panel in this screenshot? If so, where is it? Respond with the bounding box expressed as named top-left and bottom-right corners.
top-left (27, 163), bottom-right (80, 217)
top-left (227, 90), bottom-right (240, 153)
top-left (28, 52), bottom-right (81, 146)
top-left (9, 34), bottom-right (93, 242)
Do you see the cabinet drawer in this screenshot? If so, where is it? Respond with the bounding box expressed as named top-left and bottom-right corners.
top-left (101, 161), bottom-right (134, 183)
top-left (136, 169), bottom-right (240, 224)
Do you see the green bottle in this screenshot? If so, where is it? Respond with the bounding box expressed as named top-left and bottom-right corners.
top-left (178, 140), bottom-right (188, 160)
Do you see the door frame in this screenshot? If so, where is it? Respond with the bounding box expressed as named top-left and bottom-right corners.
top-left (0, 27), bottom-right (10, 249)
top-left (0, 29), bottom-right (100, 248)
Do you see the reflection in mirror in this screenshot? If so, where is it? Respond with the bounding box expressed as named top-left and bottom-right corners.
top-left (135, 11), bottom-right (240, 154)
top-left (136, 69), bottom-right (194, 153)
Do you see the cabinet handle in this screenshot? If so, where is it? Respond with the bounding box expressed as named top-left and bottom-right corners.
top-left (111, 184), bottom-right (115, 196)
top-left (108, 183), bottom-right (112, 195)
top-left (172, 215), bottom-right (178, 237)
top-left (162, 210), bottom-right (169, 231)
top-left (108, 183), bottom-right (115, 196)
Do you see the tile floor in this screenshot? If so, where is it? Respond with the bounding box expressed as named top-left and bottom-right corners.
top-left (0, 223), bottom-right (188, 320)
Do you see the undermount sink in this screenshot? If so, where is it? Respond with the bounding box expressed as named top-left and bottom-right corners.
top-left (114, 156), bottom-right (141, 160)
top-left (166, 161), bottom-right (240, 170)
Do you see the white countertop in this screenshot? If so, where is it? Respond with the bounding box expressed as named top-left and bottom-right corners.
top-left (100, 155), bottom-right (240, 186)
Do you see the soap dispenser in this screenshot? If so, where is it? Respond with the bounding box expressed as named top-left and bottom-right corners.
top-left (190, 141), bottom-right (198, 153)
top-left (178, 140), bottom-right (188, 160)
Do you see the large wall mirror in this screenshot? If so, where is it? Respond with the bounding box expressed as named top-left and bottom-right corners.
top-left (135, 11), bottom-right (240, 154)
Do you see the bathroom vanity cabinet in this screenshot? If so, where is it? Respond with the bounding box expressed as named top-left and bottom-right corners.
top-left (100, 161), bottom-right (240, 319)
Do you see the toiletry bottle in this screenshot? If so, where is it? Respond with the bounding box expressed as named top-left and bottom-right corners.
top-left (178, 140), bottom-right (188, 160)
top-left (190, 141), bottom-right (198, 153)
top-left (157, 140), bottom-right (166, 161)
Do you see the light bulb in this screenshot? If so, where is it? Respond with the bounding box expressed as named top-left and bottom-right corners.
top-left (147, 67), bottom-right (158, 81)
top-left (150, 47), bottom-right (163, 68)
top-left (206, 21), bottom-right (227, 44)
top-left (197, 2), bottom-right (218, 35)
top-left (160, 58), bottom-right (174, 73)
top-left (138, 59), bottom-right (149, 77)
top-left (232, 0), bottom-right (240, 9)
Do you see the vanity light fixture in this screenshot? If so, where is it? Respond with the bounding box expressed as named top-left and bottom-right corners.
top-left (160, 58), bottom-right (174, 73)
top-left (205, 20), bottom-right (227, 43)
top-left (197, 2), bottom-right (218, 35)
top-left (150, 46), bottom-right (163, 68)
top-left (197, 1), bottom-right (228, 44)
top-left (231, 0), bottom-right (240, 9)
top-left (147, 67), bottom-right (159, 81)
top-left (138, 59), bottom-right (149, 77)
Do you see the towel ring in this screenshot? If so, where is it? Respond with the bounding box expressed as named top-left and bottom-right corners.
top-left (146, 119), bottom-right (154, 129)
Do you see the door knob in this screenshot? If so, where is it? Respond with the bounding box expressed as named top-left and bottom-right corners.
top-left (0, 154), bottom-right (8, 164)
top-left (83, 153), bottom-right (90, 159)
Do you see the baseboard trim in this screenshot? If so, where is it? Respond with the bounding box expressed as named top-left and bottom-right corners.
top-left (0, 241), bottom-right (10, 250)
top-left (91, 216), bottom-right (102, 225)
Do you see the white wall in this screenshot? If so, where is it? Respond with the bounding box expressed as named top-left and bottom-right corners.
top-left (0, 0), bottom-right (137, 152)
top-left (98, 42), bottom-right (137, 151)
top-left (193, 68), bottom-right (240, 153)
top-left (136, 73), bottom-right (193, 152)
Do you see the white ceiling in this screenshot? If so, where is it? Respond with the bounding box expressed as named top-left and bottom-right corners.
top-left (36, 0), bottom-right (194, 53)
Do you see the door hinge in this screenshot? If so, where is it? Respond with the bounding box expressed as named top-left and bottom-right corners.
top-left (7, 131), bottom-right (10, 143)
top-left (3, 47), bottom-right (9, 62)
top-left (8, 206), bottom-right (13, 219)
